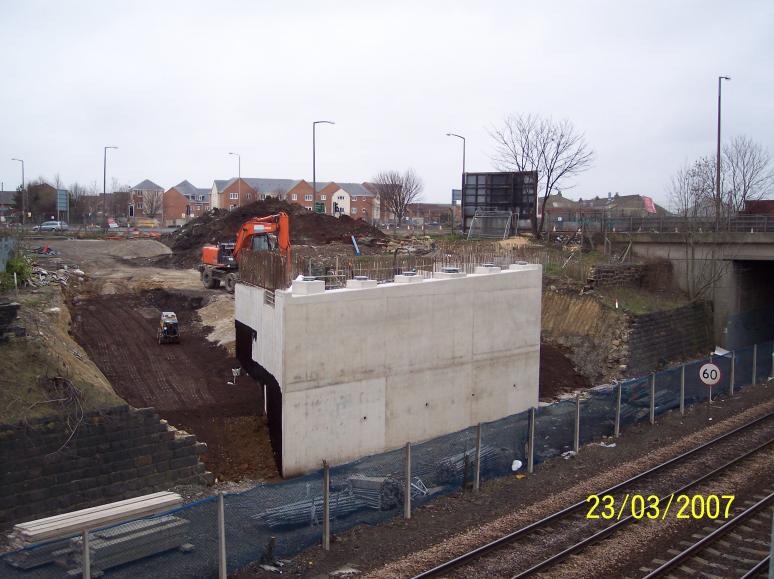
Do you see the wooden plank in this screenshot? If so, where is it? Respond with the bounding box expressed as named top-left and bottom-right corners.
top-left (13, 493), bottom-right (182, 542)
top-left (15, 492), bottom-right (177, 531)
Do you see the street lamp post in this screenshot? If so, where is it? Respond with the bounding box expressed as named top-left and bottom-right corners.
top-left (103, 146), bottom-right (118, 230)
top-left (228, 152), bottom-right (241, 205)
top-left (716, 76), bottom-right (730, 230)
top-left (446, 133), bottom-right (466, 233)
top-left (313, 121), bottom-right (335, 212)
top-left (11, 158), bottom-right (24, 226)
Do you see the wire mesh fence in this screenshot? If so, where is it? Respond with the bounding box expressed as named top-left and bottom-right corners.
top-left (3, 340), bottom-right (772, 577)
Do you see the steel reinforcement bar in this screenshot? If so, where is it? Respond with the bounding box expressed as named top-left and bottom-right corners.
top-left (411, 410), bottom-right (774, 579)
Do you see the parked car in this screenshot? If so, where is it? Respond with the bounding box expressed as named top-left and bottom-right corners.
top-left (33, 221), bottom-right (69, 232)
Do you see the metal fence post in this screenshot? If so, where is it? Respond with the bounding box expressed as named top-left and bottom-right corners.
top-left (730, 351), bottom-right (736, 396)
top-left (474, 424), bottom-right (482, 492)
top-left (573, 392), bottom-right (581, 454)
top-left (752, 344), bottom-right (758, 385)
top-left (218, 492), bottom-right (227, 579)
top-left (322, 460), bottom-right (330, 550)
top-left (82, 529), bottom-right (90, 579)
top-left (649, 373), bottom-right (656, 425)
top-left (614, 381), bottom-right (622, 438)
top-left (527, 407), bottom-right (536, 474)
top-left (680, 365), bottom-right (685, 416)
top-left (404, 443), bottom-right (411, 519)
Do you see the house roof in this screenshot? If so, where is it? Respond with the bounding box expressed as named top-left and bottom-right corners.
top-left (241, 178), bottom-right (301, 193)
top-left (0, 191), bottom-right (16, 205)
top-left (335, 182), bottom-right (376, 198)
top-left (131, 179), bottom-right (164, 192)
top-left (213, 179), bottom-right (234, 193)
top-left (173, 180), bottom-right (210, 202)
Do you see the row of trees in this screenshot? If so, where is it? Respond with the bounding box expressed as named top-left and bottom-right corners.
top-left (669, 136), bottom-right (773, 220)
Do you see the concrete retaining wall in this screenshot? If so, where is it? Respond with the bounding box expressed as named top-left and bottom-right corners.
top-left (0, 406), bottom-right (212, 528)
top-left (236, 266), bottom-right (542, 476)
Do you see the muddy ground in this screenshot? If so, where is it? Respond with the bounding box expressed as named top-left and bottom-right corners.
top-left (40, 239), bottom-right (279, 482)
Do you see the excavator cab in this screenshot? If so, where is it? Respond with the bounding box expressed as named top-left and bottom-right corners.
top-left (251, 233), bottom-right (277, 252)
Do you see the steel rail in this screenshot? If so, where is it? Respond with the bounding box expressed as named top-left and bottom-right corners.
top-left (411, 410), bottom-right (774, 579)
top-left (642, 490), bottom-right (774, 579)
top-left (512, 439), bottom-right (774, 577)
top-left (739, 555), bottom-right (770, 579)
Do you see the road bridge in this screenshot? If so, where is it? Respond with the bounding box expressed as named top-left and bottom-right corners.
top-left (608, 232), bottom-right (774, 350)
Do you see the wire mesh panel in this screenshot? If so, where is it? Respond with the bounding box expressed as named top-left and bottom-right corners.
top-left (653, 367), bottom-right (681, 418)
top-left (711, 353), bottom-right (733, 398)
top-left (733, 346), bottom-right (754, 391)
top-left (755, 341), bottom-right (774, 383)
top-left (580, 385), bottom-right (617, 444)
top-left (683, 357), bottom-right (712, 405)
top-left (226, 470), bottom-right (325, 572)
top-left (480, 409), bottom-right (530, 479)
top-left (619, 376), bottom-right (651, 428)
top-left (411, 425), bottom-right (479, 505)
top-left (534, 400), bottom-right (576, 463)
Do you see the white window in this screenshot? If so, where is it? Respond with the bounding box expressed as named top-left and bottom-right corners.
top-left (137, 202), bottom-right (143, 209)
top-left (320, 195), bottom-right (327, 201)
top-left (291, 193), bottom-right (298, 201)
top-left (337, 195), bottom-right (345, 201)
top-left (351, 208), bottom-right (357, 214)
top-left (229, 204), bottom-right (237, 210)
top-left (362, 208), bottom-right (367, 214)
top-left (246, 193), bottom-right (251, 200)
top-left (229, 192), bottom-right (239, 200)
top-left (305, 205), bottom-right (312, 210)
top-left (199, 195), bottom-right (205, 201)
top-left (304, 194), bottom-right (313, 201)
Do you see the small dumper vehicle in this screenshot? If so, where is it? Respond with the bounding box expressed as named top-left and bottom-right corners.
top-left (157, 312), bottom-right (180, 345)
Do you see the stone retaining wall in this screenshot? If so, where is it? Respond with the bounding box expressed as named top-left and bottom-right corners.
top-left (626, 302), bottom-right (712, 376)
top-left (0, 406), bottom-right (212, 528)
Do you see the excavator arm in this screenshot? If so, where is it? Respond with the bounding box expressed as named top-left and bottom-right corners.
top-left (232, 212), bottom-right (291, 263)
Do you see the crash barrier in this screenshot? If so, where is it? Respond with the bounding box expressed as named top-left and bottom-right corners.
top-left (3, 341), bottom-right (772, 578)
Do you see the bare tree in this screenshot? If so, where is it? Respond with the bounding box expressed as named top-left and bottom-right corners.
top-left (370, 169), bottom-right (423, 225)
top-left (271, 187), bottom-right (288, 201)
top-left (490, 114), bottom-right (593, 238)
top-left (724, 136), bottom-right (773, 213)
top-left (143, 190), bottom-right (164, 218)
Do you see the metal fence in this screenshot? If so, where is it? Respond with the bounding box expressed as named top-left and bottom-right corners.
top-left (4, 340), bottom-right (772, 578)
top-left (545, 214), bottom-right (774, 234)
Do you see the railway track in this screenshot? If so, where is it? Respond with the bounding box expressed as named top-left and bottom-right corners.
top-left (411, 411), bottom-right (774, 579)
top-left (639, 488), bottom-right (773, 578)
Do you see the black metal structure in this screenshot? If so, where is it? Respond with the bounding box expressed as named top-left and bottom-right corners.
top-left (461, 171), bottom-right (538, 235)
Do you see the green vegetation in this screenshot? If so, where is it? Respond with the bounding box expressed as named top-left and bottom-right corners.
top-left (1, 254), bottom-right (32, 291)
top-left (597, 286), bottom-right (690, 315)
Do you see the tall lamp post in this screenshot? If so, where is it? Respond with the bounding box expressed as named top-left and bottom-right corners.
top-left (715, 76), bottom-right (730, 230)
top-left (228, 152), bottom-right (241, 205)
top-left (313, 121), bottom-right (335, 211)
top-left (11, 158), bottom-right (24, 226)
top-left (103, 146), bottom-right (118, 230)
top-left (446, 133), bottom-right (466, 234)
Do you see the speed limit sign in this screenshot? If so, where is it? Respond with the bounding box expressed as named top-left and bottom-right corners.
top-left (699, 363), bottom-right (721, 386)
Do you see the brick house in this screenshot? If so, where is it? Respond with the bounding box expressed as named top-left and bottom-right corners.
top-left (129, 179), bottom-right (164, 223)
top-left (163, 180), bottom-right (210, 225)
top-left (211, 178), bottom-right (300, 210)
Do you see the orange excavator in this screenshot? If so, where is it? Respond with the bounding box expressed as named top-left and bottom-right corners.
top-left (199, 212), bottom-right (290, 293)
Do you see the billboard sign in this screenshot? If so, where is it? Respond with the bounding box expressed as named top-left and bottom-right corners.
top-left (56, 189), bottom-right (68, 211)
top-left (452, 189), bottom-right (462, 203)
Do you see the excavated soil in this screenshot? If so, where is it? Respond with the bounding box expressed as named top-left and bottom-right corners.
top-left (163, 199), bottom-right (387, 267)
top-left (539, 342), bottom-right (591, 399)
top-left (69, 288), bottom-right (279, 482)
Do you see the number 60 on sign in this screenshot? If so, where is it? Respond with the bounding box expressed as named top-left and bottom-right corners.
top-left (699, 362), bottom-right (721, 386)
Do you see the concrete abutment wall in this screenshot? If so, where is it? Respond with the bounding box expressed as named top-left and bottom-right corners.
top-left (235, 266), bottom-right (542, 477)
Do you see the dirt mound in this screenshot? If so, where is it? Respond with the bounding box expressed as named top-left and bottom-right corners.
top-left (539, 342), bottom-right (591, 399)
top-left (163, 199), bottom-right (387, 267)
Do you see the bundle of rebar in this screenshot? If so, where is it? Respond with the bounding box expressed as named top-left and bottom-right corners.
top-left (349, 476), bottom-right (403, 510)
top-left (433, 445), bottom-right (498, 484)
top-left (252, 489), bottom-right (363, 529)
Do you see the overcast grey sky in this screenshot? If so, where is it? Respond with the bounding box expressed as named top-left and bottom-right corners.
top-left (1, 0), bottom-right (772, 206)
